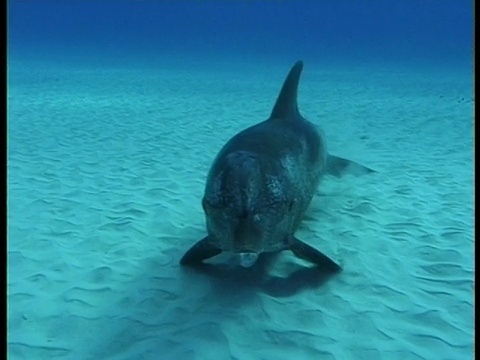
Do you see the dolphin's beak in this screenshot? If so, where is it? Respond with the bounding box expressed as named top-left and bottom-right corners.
top-left (238, 252), bottom-right (259, 268)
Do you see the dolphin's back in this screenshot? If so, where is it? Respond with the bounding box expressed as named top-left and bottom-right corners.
top-left (209, 59), bottom-right (326, 179)
top-left (205, 62), bottom-right (327, 233)
top-left (180, 60), bottom-right (375, 272)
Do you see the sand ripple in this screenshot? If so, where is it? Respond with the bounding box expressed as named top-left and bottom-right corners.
top-left (8, 60), bottom-right (473, 359)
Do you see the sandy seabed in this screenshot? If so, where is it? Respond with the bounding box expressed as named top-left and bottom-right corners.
top-left (7, 56), bottom-right (474, 359)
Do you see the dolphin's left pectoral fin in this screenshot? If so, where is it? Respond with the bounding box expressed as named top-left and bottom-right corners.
top-left (326, 154), bottom-right (376, 177)
top-left (180, 236), bottom-right (222, 265)
top-left (290, 237), bottom-right (342, 272)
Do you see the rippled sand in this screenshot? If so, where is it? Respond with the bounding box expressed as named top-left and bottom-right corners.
top-left (7, 57), bottom-right (473, 359)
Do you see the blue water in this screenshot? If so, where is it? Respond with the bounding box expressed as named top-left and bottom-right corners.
top-left (8, 0), bottom-right (472, 66)
top-left (7, 1), bottom-right (474, 359)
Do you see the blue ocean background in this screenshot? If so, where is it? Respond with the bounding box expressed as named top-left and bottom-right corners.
top-left (8, 1), bottom-right (474, 359)
top-left (8, 0), bottom-right (472, 66)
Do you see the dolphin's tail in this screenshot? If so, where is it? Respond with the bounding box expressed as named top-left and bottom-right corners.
top-left (326, 154), bottom-right (376, 177)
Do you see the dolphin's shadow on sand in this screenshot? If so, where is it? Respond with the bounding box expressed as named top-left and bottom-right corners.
top-left (181, 252), bottom-right (339, 298)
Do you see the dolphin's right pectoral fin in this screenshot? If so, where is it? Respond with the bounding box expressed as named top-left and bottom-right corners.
top-left (290, 237), bottom-right (342, 272)
top-left (180, 236), bottom-right (222, 265)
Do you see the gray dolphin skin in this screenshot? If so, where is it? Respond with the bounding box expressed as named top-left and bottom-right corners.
top-left (180, 60), bottom-right (374, 271)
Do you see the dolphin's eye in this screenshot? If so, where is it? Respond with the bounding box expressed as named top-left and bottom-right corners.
top-left (202, 197), bottom-right (223, 211)
top-left (202, 198), bottom-right (213, 211)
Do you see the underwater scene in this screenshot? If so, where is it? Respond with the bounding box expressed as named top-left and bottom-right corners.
top-left (7, 1), bottom-right (474, 359)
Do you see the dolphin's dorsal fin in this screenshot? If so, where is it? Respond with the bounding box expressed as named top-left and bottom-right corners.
top-left (269, 60), bottom-right (304, 121)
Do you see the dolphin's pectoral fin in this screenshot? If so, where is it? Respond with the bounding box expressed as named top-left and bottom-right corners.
top-left (326, 154), bottom-right (376, 177)
top-left (180, 236), bottom-right (222, 265)
top-left (290, 237), bottom-right (342, 272)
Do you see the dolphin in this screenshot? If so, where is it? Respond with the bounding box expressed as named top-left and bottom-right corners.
top-left (180, 60), bottom-right (374, 271)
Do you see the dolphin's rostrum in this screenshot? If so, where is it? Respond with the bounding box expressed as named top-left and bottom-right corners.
top-left (180, 61), bottom-right (374, 271)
